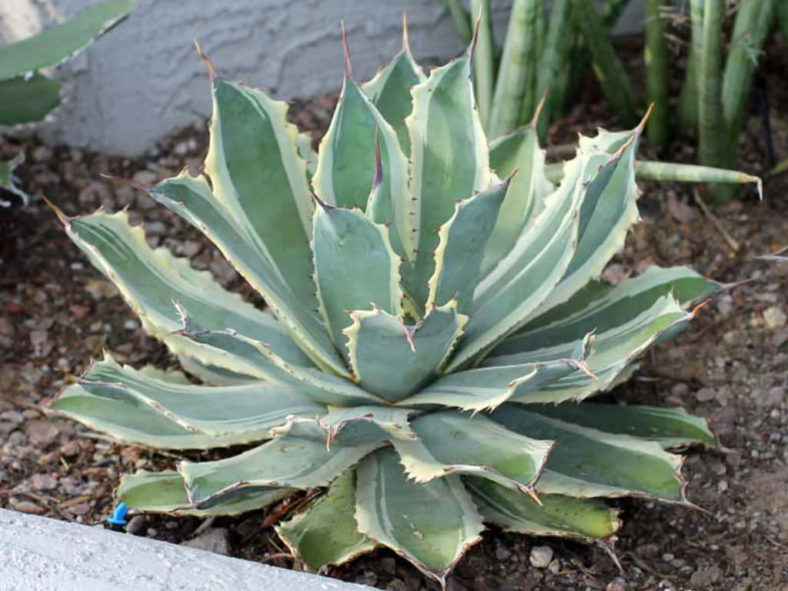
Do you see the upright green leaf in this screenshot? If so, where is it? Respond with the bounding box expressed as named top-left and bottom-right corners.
top-left (470, 0), bottom-right (495, 129)
top-left (205, 79), bottom-right (314, 287)
top-left (442, 0), bottom-right (474, 45)
top-left (362, 35), bottom-right (426, 155)
top-left (698, 0), bottom-right (725, 170)
top-left (313, 75), bottom-right (410, 254)
top-left (344, 302), bottom-right (467, 402)
top-left (535, 0), bottom-right (571, 139)
top-left (678, 0), bottom-right (704, 131)
top-left (312, 204), bottom-right (402, 345)
top-left (355, 447), bottom-right (484, 585)
top-left (645, 0), bottom-right (670, 148)
top-left (407, 55), bottom-right (490, 311)
top-left (571, 0), bottom-right (638, 127)
top-left (722, 0), bottom-right (775, 166)
top-left (199, 79), bottom-right (349, 373)
top-left (0, 0), bottom-right (134, 80)
top-left (276, 471), bottom-right (376, 571)
top-left (488, 0), bottom-right (541, 139)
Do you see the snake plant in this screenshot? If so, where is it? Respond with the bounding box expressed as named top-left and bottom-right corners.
top-left (50, 29), bottom-right (721, 585)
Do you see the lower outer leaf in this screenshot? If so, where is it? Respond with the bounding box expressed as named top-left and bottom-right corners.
top-left (491, 405), bottom-right (687, 502)
top-left (118, 470), bottom-right (292, 517)
top-left (465, 476), bottom-right (621, 541)
top-left (355, 447), bottom-right (485, 585)
top-left (276, 470), bottom-right (376, 571)
top-left (527, 403), bottom-right (717, 449)
top-left (179, 435), bottom-right (384, 507)
top-left (49, 381), bottom-right (273, 451)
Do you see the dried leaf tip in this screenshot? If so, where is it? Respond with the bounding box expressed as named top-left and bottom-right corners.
top-left (193, 39), bottom-right (216, 80)
top-left (523, 487), bottom-right (543, 506)
top-left (340, 21), bottom-right (353, 79)
top-left (402, 11), bottom-right (412, 54)
top-left (502, 167), bottom-right (520, 186)
top-left (466, 8), bottom-right (482, 60)
top-left (373, 128), bottom-right (383, 188)
top-left (311, 191), bottom-right (334, 212)
top-left (689, 299), bottom-right (711, 317)
top-left (635, 103), bottom-right (655, 134)
top-left (42, 196), bottom-right (69, 225)
top-left (100, 172), bottom-right (152, 192)
top-left (528, 88), bottom-right (549, 129)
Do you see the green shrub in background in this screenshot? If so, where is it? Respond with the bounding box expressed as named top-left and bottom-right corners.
top-left (0, 0), bottom-right (134, 205)
top-left (444, 0), bottom-right (778, 202)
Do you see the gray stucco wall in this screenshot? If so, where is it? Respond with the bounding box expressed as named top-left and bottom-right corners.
top-left (1, 0), bottom-right (646, 155)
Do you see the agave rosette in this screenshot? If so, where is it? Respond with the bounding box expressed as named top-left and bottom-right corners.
top-left (49, 28), bottom-right (717, 584)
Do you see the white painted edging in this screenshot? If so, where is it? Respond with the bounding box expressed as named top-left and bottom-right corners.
top-left (0, 508), bottom-right (374, 591)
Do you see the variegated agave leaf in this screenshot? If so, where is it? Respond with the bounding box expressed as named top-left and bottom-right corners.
top-left (50, 23), bottom-right (724, 586)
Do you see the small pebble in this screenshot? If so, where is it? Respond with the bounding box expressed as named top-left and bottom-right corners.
top-left (763, 306), bottom-right (787, 330)
top-left (126, 515), bottom-right (146, 535)
top-left (182, 527), bottom-right (230, 555)
top-left (13, 501), bottom-right (45, 515)
top-left (529, 545), bottom-right (553, 568)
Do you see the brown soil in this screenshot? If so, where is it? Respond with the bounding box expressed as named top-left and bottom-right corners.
top-left (1, 40), bottom-right (787, 591)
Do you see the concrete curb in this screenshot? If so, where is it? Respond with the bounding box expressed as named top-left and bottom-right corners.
top-left (0, 508), bottom-right (374, 591)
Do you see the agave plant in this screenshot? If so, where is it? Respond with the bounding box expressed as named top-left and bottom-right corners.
top-left (49, 27), bottom-right (721, 585)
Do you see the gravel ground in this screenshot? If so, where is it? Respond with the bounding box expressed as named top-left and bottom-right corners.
top-left (1, 39), bottom-right (787, 591)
